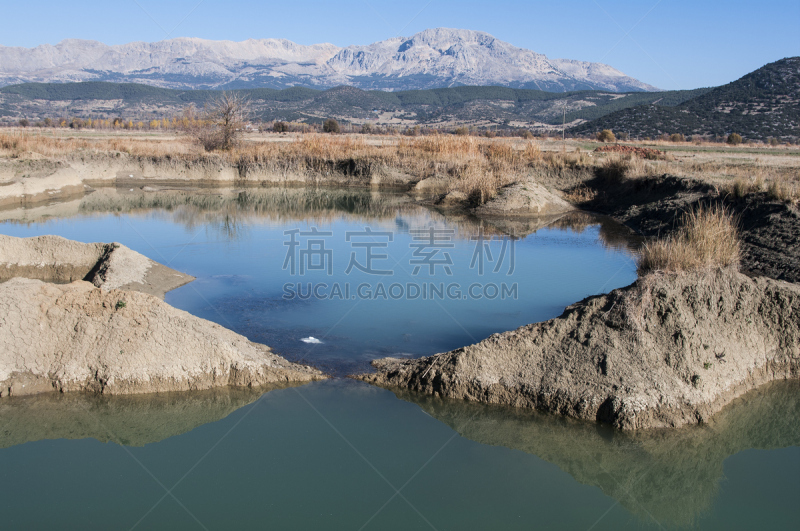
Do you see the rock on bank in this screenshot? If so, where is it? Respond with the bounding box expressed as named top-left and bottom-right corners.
top-left (361, 269), bottom-right (800, 429)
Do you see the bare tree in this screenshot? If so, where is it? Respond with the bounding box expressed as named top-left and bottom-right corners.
top-left (195, 92), bottom-right (251, 151)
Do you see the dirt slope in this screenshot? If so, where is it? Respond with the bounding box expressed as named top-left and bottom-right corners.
top-left (0, 234), bottom-right (194, 297)
top-left (0, 278), bottom-right (323, 397)
top-left (361, 269), bottom-right (800, 429)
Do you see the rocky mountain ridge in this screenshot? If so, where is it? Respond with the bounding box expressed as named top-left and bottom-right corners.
top-left (0, 28), bottom-right (657, 92)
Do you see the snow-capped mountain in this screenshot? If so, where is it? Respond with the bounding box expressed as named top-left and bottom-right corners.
top-left (0, 28), bottom-right (658, 92)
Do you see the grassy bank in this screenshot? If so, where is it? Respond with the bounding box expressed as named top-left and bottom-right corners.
top-left (638, 205), bottom-right (740, 274)
top-left (1, 130), bottom-right (798, 205)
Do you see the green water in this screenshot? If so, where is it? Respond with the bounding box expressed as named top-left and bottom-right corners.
top-left (1, 380), bottom-right (798, 530)
top-left (0, 187), bottom-right (797, 530)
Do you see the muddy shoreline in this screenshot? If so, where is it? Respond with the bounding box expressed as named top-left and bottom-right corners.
top-left (574, 173), bottom-right (800, 283)
top-left (1, 157), bottom-right (798, 430)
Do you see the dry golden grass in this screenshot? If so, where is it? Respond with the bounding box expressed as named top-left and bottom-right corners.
top-left (1, 130), bottom-right (797, 205)
top-left (766, 177), bottom-right (799, 203)
top-left (597, 155), bottom-right (633, 183)
top-left (730, 176), bottom-right (762, 198)
top-left (638, 205), bottom-right (740, 274)
top-left (0, 130), bottom-right (198, 158)
top-left (0, 130), bottom-right (553, 203)
top-left (562, 184), bottom-right (598, 203)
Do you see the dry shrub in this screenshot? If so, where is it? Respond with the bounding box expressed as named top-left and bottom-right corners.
top-left (731, 178), bottom-right (748, 198)
top-left (407, 134), bottom-right (481, 156)
top-left (766, 177), bottom-right (797, 203)
top-left (730, 177), bottom-right (762, 198)
top-left (195, 93), bottom-right (251, 151)
top-left (596, 155), bottom-right (632, 184)
top-left (595, 153), bottom-right (661, 181)
top-left (563, 185), bottom-right (597, 203)
top-left (482, 142), bottom-right (516, 164)
top-left (638, 205), bottom-right (740, 274)
top-left (597, 129), bottom-right (616, 142)
top-left (522, 140), bottom-right (542, 163)
top-left (542, 151), bottom-right (581, 170)
top-left (452, 160), bottom-right (496, 203)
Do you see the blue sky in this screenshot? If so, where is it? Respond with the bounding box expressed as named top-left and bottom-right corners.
top-left (2, 0), bottom-right (798, 90)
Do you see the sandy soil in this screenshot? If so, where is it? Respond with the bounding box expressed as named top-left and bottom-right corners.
top-left (0, 235), bottom-right (324, 398)
top-left (0, 277), bottom-right (323, 397)
top-left (0, 234), bottom-right (193, 297)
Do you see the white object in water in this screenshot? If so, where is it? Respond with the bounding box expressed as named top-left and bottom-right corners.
top-left (301, 337), bottom-right (322, 344)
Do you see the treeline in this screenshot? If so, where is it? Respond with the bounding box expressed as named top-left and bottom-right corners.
top-left (9, 113), bottom-right (549, 140)
top-left (270, 119), bottom-right (545, 138)
top-left (0, 81), bottom-right (717, 127)
top-left (593, 128), bottom-right (792, 146)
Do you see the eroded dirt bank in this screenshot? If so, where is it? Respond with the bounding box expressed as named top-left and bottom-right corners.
top-left (361, 269), bottom-right (800, 430)
top-left (0, 235), bottom-right (323, 398)
top-left (0, 234), bottom-right (194, 297)
top-left (0, 153), bottom-right (575, 218)
top-left (0, 277), bottom-right (323, 397)
top-left (0, 151), bottom-right (414, 204)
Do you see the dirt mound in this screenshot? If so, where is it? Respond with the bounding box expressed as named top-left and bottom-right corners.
top-left (0, 278), bottom-right (323, 397)
top-left (474, 180), bottom-right (575, 217)
top-left (0, 234), bottom-right (194, 298)
top-left (360, 269), bottom-right (800, 430)
top-left (594, 145), bottom-right (665, 158)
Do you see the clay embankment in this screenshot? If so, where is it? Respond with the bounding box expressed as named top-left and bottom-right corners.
top-left (361, 269), bottom-right (800, 430)
top-left (0, 151), bottom-right (417, 210)
top-left (0, 235), bottom-right (323, 398)
top-left (1, 151), bottom-right (577, 218)
top-left (0, 234), bottom-right (193, 297)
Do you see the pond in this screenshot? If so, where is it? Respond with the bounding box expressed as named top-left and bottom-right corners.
top-left (1, 186), bottom-right (797, 530)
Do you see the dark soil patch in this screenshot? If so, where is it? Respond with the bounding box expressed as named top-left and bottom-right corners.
top-left (575, 174), bottom-right (800, 283)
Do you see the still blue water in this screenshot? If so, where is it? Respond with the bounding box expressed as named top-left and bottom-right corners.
top-left (0, 188), bottom-right (797, 530)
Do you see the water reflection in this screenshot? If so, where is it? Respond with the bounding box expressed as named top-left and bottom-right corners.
top-left (390, 379), bottom-right (800, 527)
top-left (0, 384), bottom-right (299, 448)
top-left (0, 185), bottom-right (641, 252)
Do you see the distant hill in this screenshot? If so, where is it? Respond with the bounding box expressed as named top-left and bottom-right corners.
top-left (571, 57), bottom-right (800, 141)
top-left (0, 82), bottom-right (705, 129)
top-left (0, 29), bottom-right (657, 93)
